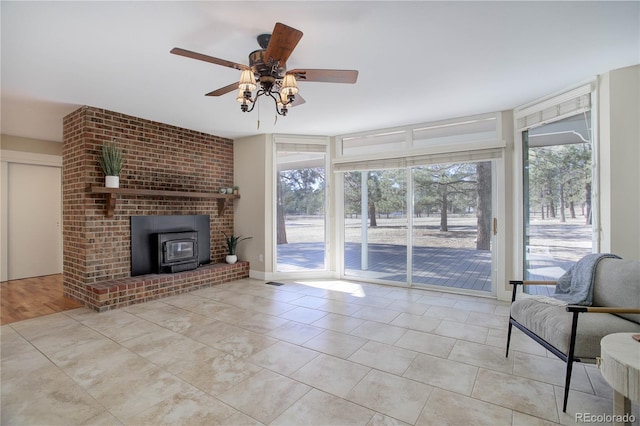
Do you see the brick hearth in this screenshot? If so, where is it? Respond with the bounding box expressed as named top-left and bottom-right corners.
top-left (73, 262), bottom-right (249, 312)
top-left (62, 106), bottom-right (248, 311)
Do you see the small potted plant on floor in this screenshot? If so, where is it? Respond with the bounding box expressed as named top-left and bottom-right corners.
top-left (223, 232), bottom-right (252, 264)
top-left (98, 141), bottom-right (123, 188)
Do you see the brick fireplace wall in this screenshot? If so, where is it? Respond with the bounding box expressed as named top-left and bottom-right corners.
top-left (62, 106), bottom-right (248, 311)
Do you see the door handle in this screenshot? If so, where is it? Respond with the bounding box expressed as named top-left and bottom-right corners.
top-left (493, 218), bottom-right (497, 236)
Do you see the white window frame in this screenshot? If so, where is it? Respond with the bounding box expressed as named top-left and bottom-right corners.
top-left (333, 113), bottom-right (507, 297)
top-left (512, 82), bottom-right (598, 282)
top-left (272, 134), bottom-right (333, 280)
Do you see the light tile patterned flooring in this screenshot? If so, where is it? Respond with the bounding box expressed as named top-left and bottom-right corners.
top-left (1, 278), bottom-right (637, 425)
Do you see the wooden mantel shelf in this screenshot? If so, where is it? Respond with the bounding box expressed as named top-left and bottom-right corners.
top-left (90, 185), bottom-right (240, 217)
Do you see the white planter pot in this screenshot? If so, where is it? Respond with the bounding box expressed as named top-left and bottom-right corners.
top-left (105, 176), bottom-right (120, 188)
top-left (225, 254), bottom-right (238, 264)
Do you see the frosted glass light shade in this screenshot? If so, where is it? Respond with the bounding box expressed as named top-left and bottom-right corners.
top-left (238, 70), bottom-right (257, 91)
top-left (280, 74), bottom-right (299, 97)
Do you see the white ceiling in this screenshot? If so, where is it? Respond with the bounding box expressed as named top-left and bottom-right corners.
top-left (1, 1), bottom-right (639, 143)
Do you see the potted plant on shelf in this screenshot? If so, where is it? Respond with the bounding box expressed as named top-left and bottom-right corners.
top-left (223, 232), bottom-right (252, 264)
top-left (98, 141), bottom-right (123, 188)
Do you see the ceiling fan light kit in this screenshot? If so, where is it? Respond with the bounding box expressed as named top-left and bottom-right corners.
top-left (236, 65), bottom-right (299, 116)
top-left (171, 22), bottom-right (358, 118)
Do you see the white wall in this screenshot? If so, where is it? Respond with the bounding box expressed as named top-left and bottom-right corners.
top-left (1, 134), bottom-right (63, 156)
top-left (233, 134), bottom-right (272, 279)
top-left (598, 65), bottom-right (640, 260)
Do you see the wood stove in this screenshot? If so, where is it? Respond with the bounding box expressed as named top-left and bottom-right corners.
top-left (156, 231), bottom-right (198, 273)
top-left (130, 215), bottom-right (210, 276)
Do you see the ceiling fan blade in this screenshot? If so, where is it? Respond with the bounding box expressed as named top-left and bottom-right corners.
top-left (288, 69), bottom-right (358, 84)
top-left (264, 23), bottom-right (303, 66)
top-left (290, 94), bottom-right (305, 107)
top-left (205, 82), bottom-right (239, 97)
top-left (171, 47), bottom-right (249, 71)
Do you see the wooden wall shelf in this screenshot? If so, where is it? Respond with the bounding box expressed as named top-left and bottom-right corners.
top-left (90, 185), bottom-right (239, 217)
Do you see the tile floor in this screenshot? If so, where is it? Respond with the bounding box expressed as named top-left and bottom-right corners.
top-left (1, 278), bottom-right (637, 425)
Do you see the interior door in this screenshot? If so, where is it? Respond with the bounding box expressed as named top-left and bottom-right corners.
top-left (8, 163), bottom-right (62, 280)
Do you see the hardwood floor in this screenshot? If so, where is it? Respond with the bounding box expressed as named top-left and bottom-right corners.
top-left (1, 274), bottom-right (83, 325)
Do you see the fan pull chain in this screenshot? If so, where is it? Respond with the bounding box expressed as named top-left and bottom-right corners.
top-left (257, 96), bottom-right (261, 129)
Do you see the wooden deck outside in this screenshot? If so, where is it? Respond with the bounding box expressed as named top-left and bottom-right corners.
top-left (277, 242), bottom-right (493, 292)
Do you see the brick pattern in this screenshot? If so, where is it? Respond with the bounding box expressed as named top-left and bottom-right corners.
top-left (62, 106), bottom-right (247, 311)
top-left (72, 262), bottom-right (250, 312)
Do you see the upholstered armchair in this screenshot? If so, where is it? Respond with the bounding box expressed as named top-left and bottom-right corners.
top-left (506, 258), bottom-right (640, 412)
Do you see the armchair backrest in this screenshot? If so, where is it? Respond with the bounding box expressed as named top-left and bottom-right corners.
top-left (592, 258), bottom-right (640, 324)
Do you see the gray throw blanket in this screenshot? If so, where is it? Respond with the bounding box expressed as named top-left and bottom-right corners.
top-left (553, 253), bottom-right (621, 305)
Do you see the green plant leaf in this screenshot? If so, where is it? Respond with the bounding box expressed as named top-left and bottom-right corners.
top-left (98, 142), bottom-right (123, 176)
top-left (222, 231), bottom-right (252, 255)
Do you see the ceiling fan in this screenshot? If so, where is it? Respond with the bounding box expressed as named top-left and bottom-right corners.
top-left (171, 22), bottom-right (358, 116)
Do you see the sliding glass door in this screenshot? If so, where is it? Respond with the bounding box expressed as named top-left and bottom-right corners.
top-left (342, 161), bottom-right (496, 294)
top-left (343, 170), bottom-right (408, 284)
top-left (336, 113), bottom-right (504, 294)
top-left (411, 161), bottom-right (493, 292)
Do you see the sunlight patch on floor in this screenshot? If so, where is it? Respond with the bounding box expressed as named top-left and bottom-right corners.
top-left (293, 280), bottom-right (367, 297)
